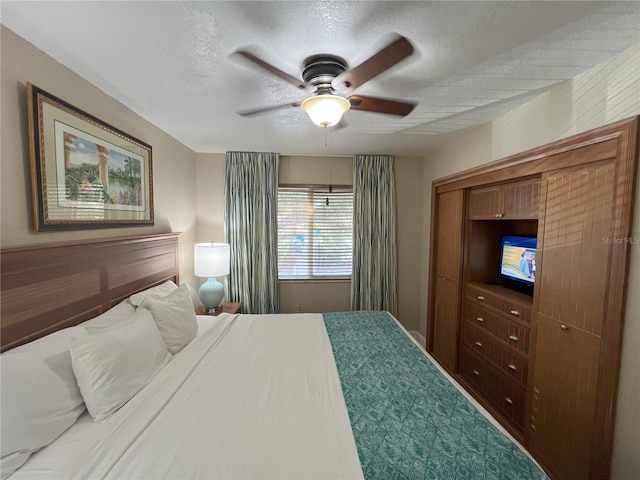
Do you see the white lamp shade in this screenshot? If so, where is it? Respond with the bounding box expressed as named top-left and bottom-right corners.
top-left (301, 94), bottom-right (350, 127)
top-left (194, 243), bottom-right (230, 278)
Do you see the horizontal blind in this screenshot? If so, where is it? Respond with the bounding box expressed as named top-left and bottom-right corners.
top-left (278, 186), bottom-right (353, 280)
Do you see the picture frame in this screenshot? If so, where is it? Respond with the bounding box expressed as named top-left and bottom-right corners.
top-left (27, 82), bottom-right (154, 230)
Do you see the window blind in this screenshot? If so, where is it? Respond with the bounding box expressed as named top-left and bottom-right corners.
top-left (277, 186), bottom-right (353, 280)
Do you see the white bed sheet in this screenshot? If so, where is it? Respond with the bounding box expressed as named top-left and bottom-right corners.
top-left (11, 314), bottom-right (363, 480)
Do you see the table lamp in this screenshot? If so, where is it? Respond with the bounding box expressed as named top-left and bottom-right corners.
top-left (194, 242), bottom-right (230, 312)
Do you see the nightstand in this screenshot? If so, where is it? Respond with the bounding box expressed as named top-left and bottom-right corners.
top-left (196, 302), bottom-right (241, 316)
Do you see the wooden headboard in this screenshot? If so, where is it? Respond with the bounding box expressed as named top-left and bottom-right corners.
top-left (1, 233), bottom-right (180, 352)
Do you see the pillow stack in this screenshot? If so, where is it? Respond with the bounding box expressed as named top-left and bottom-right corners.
top-left (0, 327), bottom-right (86, 479)
top-left (138, 284), bottom-right (198, 354)
top-left (1, 281), bottom-right (200, 479)
top-left (69, 308), bottom-right (171, 421)
top-left (70, 282), bottom-right (199, 421)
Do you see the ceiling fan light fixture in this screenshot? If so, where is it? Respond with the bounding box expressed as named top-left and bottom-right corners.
top-left (301, 95), bottom-right (351, 127)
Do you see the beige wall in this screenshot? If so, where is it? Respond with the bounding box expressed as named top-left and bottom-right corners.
top-left (420, 43), bottom-right (640, 479)
top-left (195, 153), bottom-right (424, 330)
top-left (0, 26), bottom-right (199, 288)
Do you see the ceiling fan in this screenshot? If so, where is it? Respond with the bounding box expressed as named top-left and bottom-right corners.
top-left (235, 34), bottom-right (417, 127)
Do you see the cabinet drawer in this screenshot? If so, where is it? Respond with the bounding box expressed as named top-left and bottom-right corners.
top-left (466, 284), bottom-right (532, 323)
top-left (462, 322), bottom-right (528, 383)
top-left (464, 300), bottom-right (530, 354)
top-left (460, 347), bottom-right (526, 429)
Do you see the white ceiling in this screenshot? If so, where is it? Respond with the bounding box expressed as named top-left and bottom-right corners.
top-left (2, 1), bottom-right (639, 156)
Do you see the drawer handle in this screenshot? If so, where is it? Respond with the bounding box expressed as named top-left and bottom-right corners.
top-left (477, 295), bottom-right (485, 301)
top-left (508, 334), bottom-right (519, 341)
top-left (510, 309), bottom-right (520, 316)
top-left (495, 213), bottom-right (504, 218)
top-left (560, 324), bottom-right (569, 330)
top-left (474, 341), bottom-right (483, 348)
top-left (476, 317), bottom-right (484, 322)
top-left (505, 396), bottom-right (513, 405)
top-left (473, 369), bottom-right (480, 376)
top-left (507, 363), bottom-right (517, 371)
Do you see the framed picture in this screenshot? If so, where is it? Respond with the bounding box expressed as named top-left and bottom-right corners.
top-left (27, 82), bottom-right (153, 230)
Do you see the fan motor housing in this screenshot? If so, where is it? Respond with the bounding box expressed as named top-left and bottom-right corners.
top-left (302, 54), bottom-right (348, 88)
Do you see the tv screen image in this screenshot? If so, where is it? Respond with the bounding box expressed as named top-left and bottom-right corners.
top-left (500, 235), bottom-right (537, 285)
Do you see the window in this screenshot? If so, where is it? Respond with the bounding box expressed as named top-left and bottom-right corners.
top-left (277, 185), bottom-right (353, 280)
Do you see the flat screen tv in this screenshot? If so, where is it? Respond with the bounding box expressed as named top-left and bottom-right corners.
top-left (499, 235), bottom-right (537, 287)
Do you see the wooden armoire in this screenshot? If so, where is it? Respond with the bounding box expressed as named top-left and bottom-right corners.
top-left (427, 117), bottom-right (638, 480)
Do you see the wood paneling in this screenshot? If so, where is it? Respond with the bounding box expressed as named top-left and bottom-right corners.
top-left (537, 160), bottom-right (615, 336)
top-left (469, 178), bottom-right (540, 220)
top-left (1, 271), bottom-right (101, 327)
top-left (429, 115), bottom-right (638, 479)
top-left (432, 276), bottom-right (460, 371)
top-left (530, 146), bottom-right (634, 479)
top-left (107, 245), bottom-right (177, 289)
top-left (429, 189), bottom-right (465, 373)
top-left (435, 190), bottom-right (464, 280)
top-left (468, 185), bottom-right (503, 219)
top-left (503, 178), bottom-right (541, 219)
top-left (0, 233), bottom-right (180, 352)
top-left (530, 315), bottom-right (601, 480)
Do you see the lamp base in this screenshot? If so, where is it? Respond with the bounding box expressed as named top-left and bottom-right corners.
top-left (199, 277), bottom-right (224, 311)
top-left (202, 306), bottom-right (222, 315)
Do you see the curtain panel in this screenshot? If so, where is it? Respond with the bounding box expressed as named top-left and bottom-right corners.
top-left (224, 152), bottom-right (279, 314)
top-left (351, 154), bottom-right (398, 316)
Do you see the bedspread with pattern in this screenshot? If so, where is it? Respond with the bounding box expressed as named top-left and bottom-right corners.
top-left (323, 311), bottom-right (548, 480)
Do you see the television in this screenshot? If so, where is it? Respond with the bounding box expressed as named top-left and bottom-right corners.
top-left (499, 235), bottom-right (537, 287)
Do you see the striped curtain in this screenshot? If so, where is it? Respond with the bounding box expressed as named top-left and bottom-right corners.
top-left (224, 152), bottom-right (279, 314)
top-left (351, 154), bottom-right (398, 316)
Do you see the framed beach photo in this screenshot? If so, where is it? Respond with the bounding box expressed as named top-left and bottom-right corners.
top-left (27, 83), bottom-right (153, 230)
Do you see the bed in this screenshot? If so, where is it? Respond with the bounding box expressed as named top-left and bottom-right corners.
top-left (1, 234), bottom-right (548, 479)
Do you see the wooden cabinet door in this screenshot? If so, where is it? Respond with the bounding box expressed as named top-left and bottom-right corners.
top-left (536, 160), bottom-right (614, 335)
top-left (468, 185), bottom-right (503, 219)
top-left (435, 190), bottom-right (464, 281)
top-left (502, 178), bottom-right (540, 219)
top-left (469, 179), bottom-right (540, 220)
top-left (429, 189), bottom-right (464, 373)
top-left (530, 315), bottom-right (600, 480)
top-left (531, 159), bottom-right (616, 479)
top-left (432, 275), bottom-right (460, 371)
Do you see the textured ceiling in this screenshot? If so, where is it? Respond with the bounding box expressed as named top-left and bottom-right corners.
top-left (2, 1), bottom-right (639, 156)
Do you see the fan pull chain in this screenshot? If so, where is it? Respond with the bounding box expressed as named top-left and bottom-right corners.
top-left (324, 125), bottom-right (328, 146)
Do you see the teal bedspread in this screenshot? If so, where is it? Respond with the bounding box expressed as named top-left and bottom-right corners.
top-left (323, 311), bottom-right (548, 480)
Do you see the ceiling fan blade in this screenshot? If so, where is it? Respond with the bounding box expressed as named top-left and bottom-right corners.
top-left (237, 102), bottom-right (301, 117)
top-left (332, 35), bottom-right (414, 94)
top-left (348, 95), bottom-right (416, 116)
top-left (235, 50), bottom-right (313, 92)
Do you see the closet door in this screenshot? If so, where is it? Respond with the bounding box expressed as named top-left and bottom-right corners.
top-left (531, 159), bottom-right (616, 480)
top-left (429, 189), bottom-right (464, 373)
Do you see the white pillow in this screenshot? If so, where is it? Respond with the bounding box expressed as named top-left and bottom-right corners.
top-left (129, 280), bottom-right (178, 307)
top-left (0, 326), bottom-right (86, 478)
top-left (69, 308), bottom-right (170, 422)
top-left (83, 298), bottom-right (136, 330)
top-left (140, 284), bottom-right (198, 353)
